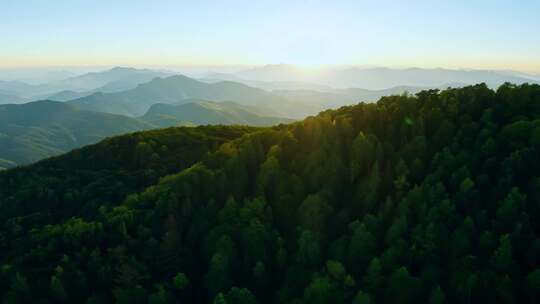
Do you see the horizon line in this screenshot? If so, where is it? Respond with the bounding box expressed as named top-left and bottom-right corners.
top-left (0, 64), bottom-right (538, 75)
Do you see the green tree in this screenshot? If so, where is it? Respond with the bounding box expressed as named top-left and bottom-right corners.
top-left (213, 293), bottom-right (228, 304)
top-left (362, 258), bottom-right (383, 295)
top-left (50, 275), bottom-right (67, 302)
top-left (326, 260), bottom-right (346, 281)
top-left (303, 276), bottom-right (337, 304)
top-left (429, 286), bottom-right (445, 304)
top-left (297, 229), bottom-right (321, 268)
top-left (496, 187), bottom-right (526, 231)
top-left (347, 222), bottom-right (377, 274)
top-left (5, 273), bottom-right (31, 303)
top-left (385, 267), bottom-right (422, 304)
top-left (113, 287), bottom-right (147, 304)
top-left (350, 132), bottom-right (377, 182)
top-left (491, 234), bottom-right (516, 273)
top-left (527, 269), bottom-right (540, 292)
top-left (206, 253), bottom-right (233, 298)
top-left (352, 291), bottom-right (372, 304)
top-left (148, 285), bottom-right (169, 304)
top-left (298, 194), bottom-right (333, 238)
top-left (173, 272), bottom-right (189, 290)
top-left (225, 287), bottom-right (258, 304)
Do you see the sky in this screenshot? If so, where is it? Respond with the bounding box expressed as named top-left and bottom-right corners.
top-left (1, 0), bottom-right (539, 73)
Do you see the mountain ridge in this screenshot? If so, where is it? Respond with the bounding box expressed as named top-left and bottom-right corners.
top-left (67, 74), bottom-right (314, 118)
top-left (234, 66), bottom-right (539, 89)
top-left (141, 99), bottom-right (294, 127)
top-left (0, 100), bottom-right (153, 166)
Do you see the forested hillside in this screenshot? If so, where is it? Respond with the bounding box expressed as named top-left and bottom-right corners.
top-left (141, 100), bottom-right (293, 127)
top-left (0, 101), bottom-right (153, 167)
top-left (0, 100), bottom-right (288, 168)
top-left (1, 83), bottom-right (539, 303)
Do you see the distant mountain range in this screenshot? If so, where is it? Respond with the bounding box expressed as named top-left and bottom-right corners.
top-left (199, 72), bottom-right (335, 91)
top-left (0, 67), bottom-right (174, 101)
top-left (4, 65), bottom-right (538, 105)
top-left (0, 80), bottom-right (41, 99)
top-left (0, 69), bottom-right (77, 84)
top-left (274, 84), bottom-right (467, 109)
top-left (67, 74), bottom-right (315, 118)
top-left (232, 65), bottom-right (539, 89)
top-left (0, 91), bottom-right (24, 104)
top-left (51, 66), bottom-right (173, 92)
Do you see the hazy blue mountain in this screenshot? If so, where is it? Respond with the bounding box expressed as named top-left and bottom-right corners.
top-left (0, 68), bottom-right (78, 84)
top-left (41, 68), bottom-right (175, 101)
top-left (0, 67), bottom-right (175, 101)
top-left (200, 72), bottom-right (335, 91)
top-left (200, 72), bottom-right (248, 83)
top-left (325, 67), bottom-right (539, 88)
top-left (0, 158), bottom-right (16, 170)
top-left (0, 80), bottom-right (43, 98)
top-left (0, 100), bottom-right (152, 167)
top-left (44, 90), bottom-right (93, 101)
top-left (237, 64), bottom-right (307, 82)
top-left (235, 65), bottom-right (539, 89)
top-left (274, 85), bottom-right (460, 110)
top-left (51, 66), bottom-right (174, 92)
top-left (141, 99), bottom-right (294, 127)
top-left (0, 92), bottom-right (25, 104)
top-left (68, 74), bottom-right (315, 118)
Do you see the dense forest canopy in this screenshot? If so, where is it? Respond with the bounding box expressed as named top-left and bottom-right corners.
top-left (1, 83), bottom-right (539, 303)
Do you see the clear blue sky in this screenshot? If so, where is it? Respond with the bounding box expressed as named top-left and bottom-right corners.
top-left (2, 0), bottom-right (539, 72)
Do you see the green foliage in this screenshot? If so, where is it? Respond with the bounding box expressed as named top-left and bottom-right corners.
top-left (224, 287), bottom-right (258, 304)
top-left (527, 269), bottom-right (540, 292)
top-left (113, 287), bottom-right (147, 304)
top-left (326, 260), bottom-right (346, 281)
top-left (429, 286), bottom-right (446, 304)
top-left (1, 84), bottom-right (540, 303)
top-left (50, 275), bottom-right (67, 301)
top-left (353, 291), bottom-right (372, 304)
top-left (385, 267), bottom-right (422, 304)
top-left (303, 276), bottom-right (337, 304)
top-left (173, 272), bottom-right (189, 290)
top-left (213, 293), bottom-right (228, 304)
top-left (491, 234), bottom-right (516, 273)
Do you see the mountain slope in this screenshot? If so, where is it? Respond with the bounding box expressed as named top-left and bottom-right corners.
top-left (68, 75), bottom-right (316, 118)
top-left (141, 100), bottom-right (294, 127)
top-left (0, 80), bottom-right (47, 99)
top-left (0, 125), bottom-right (256, 219)
top-left (0, 91), bottom-right (25, 104)
top-left (0, 100), bottom-right (152, 166)
top-left (51, 66), bottom-right (174, 92)
top-left (1, 84), bottom-right (539, 303)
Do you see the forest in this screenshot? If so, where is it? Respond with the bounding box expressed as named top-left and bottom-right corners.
top-left (1, 83), bottom-right (539, 303)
